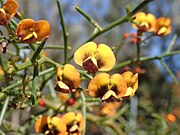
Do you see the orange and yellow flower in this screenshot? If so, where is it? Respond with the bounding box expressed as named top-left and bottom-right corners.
top-left (0, 0), bottom-right (18, 26)
top-left (35, 115), bottom-right (66, 135)
top-left (121, 71), bottom-right (138, 98)
top-left (132, 12), bottom-right (156, 32)
top-left (74, 42), bottom-right (116, 74)
top-left (61, 112), bottom-right (84, 135)
top-left (88, 73), bottom-right (127, 102)
top-left (154, 17), bottom-right (171, 36)
top-left (54, 64), bottom-right (81, 93)
top-left (16, 18), bottom-right (50, 44)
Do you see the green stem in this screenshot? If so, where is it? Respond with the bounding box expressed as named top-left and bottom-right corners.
top-left (166, 34), bottom-right (177, 53)
top-left (31, 64), bottom-right (39, 105)
top-left (0, 96), bottom-right (9, 126)
top-left (80, 90), bottom-right (86, 135)
top-left (160, 59), bottom-right (179, 85)
top-left (30, 39), bottom-right (46, 63)
top-left (113, 50), bottom-right (180, 70)
top-left (74, 5), bottom-right (102, 31)
top-left (1, 67), bottom-right (55, 93)
top-left (56, 0), bottom-right (69, 64)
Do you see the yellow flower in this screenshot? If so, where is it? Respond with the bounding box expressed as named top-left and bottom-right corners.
top-left (155, 17), bottom-right (171, 36)
top-left (16, 18), bottom-right (50, 44)
top-left (61, 112), bottom-right (84, 135)
top-left (54, 64), bottom-right (81, 93)
top-left (34, 115), bottom-right (66, 135)
top-left (121, 71), bottom-right (138, 98)
top-left (0, 0), bottom-right (18, 26)
top-left (74, 42), bottom-right (116, 74)
top-left (132, 12), bottom-right (156, 32)
top-left (88, 73), bottom-right (127, 102)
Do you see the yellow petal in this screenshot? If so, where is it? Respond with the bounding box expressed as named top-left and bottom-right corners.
top-left (96, 43), bottom-right (116, 71)
top-left (56, 66), bottom-right (63, 81)
top-left (101, 90), bottom-right (119, 101)
top-left (34, 115), bottom-right (50, 133)
top-left (110, 73), bottom-right (127, 98)
top-left (57, 81), bottom-right (70, 90)
top-left (23, 33), bottom-right (34, 40)
top-left (62, 112), bottom-right (75, 125)
top-left (122, 71), bottom-right (133, 84)
top-left (51, 116), bottom-right (67, 135)
top-left (157, 27), bottom-right (167, 35)
top-left (74, 42), bottom-right (97, 66)
top-left (62, 64), bottom-right (80, 89)
top-left (88, 73), bottom-right (110, 97)
top-left (69, 124), bottom-right (78, 132)
top-left (122, 87), bottom-right (135, 97)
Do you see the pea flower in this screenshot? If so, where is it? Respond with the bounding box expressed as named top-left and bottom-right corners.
top-left (35, 115), bottom-right (66, 135)
top-left (16, 18), bottom-right (50, 44)
top-left (155, 17), bottom-right (171, 36)
top-left (61, 112), bottom-right (84, 135)
top-left (54, 64), bottom-right (81, 93)
top-left (74, 42), bottom-right (116, 74)
top-left (88, 73), bottom-right (127, 102)
top-left (121, 71), bottom-right (138, 98)
top-left (0, 0), bottom-right (18, 26)
top-left (132, 12), bottom-right (156, 32)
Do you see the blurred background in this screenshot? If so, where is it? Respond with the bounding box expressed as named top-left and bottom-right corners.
top-left (1, 0), bottom-right (180, 134)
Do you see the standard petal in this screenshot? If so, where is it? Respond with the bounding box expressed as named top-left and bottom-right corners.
top-left (0, 9), bottom-right (7, 25)
top-left (62, 64), bottom-right (80, 89)
top-left (96, 43), bottom-right (116, 71)
top-left (74, 42), bottom-right (97, 66)
top-left (110, 73), bottom-right (127, 98)
top-left (35, 115), bottom-right (50, 133)
top-left (61, 112), bottom-right (75, 125)
top-left (2, 0), bottom-right (18, 20)
top-left (16, 19), bottom-right (35, 39)
top-left (88, 73), bottom-right (110, 97)
top-left (51, 116), bottom-right (67, 135)
top-left (121, 71), bottom-right (133, 85)
top-left (34, 20), bottom-right (50, 41)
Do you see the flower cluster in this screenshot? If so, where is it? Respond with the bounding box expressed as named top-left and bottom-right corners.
top-left (0, 0), bottom-right (50, 44)
top-left (54, 42), bottom-right (139, 102)
top-left (35, 112), bottom-right (84, 135)
top-left (133, 12), bottom-right (171, 36)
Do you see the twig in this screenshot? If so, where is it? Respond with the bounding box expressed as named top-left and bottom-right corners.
top-left (80, 90), bottom-right (86, 135)
top-left (56, 0), bottom-right (69, 64)
top-left (74, 5), bottom-right (102, 31)
top-left (0, 96), bottom-right (9, 126)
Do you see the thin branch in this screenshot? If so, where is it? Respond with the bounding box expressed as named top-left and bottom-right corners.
top-left (56, 0), bottom-right (69, 64)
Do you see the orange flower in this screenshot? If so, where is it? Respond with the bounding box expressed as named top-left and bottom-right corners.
top-left (74, 42), bottom-right (116, 74)
top-left (121, 71), bottom-right (138, 98)
top-left (166, 114), bottom-right (176, 123)
top-left (54, 64), bottom-right (81, 93)
top-left (0, 0), bottom-right (18, 26)
top-left (155, 17), bottom-right (171, 36)
top-left (132, 12), bottom-right (156, 32)
top-left (35, 115), bottom-right (66, 135)
top-left (16, 18), bottom-right (50, 44)
top-left (100, 102), bottom-right (121, 116)
top-left (88, 73), bottom-right (127, 102)
top-left (61, 112), bottom-right (84, 135)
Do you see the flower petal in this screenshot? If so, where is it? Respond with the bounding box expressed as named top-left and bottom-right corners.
top-left (35, 115), bottom-right (50, 133)
top-left (74, 42), bottom-right (97, 66)
top-left (2, 0), bottom-right (18, 20)
top-left (62, 64), bottom-right (80, 89)
top-left (88, 73), bottom-right (110, 97)
top-left (0, 8), bottom-right (7, 25)
top-left (110, 73), bottom-right (127, 98)
top-left (61, 112), bottom-right (75, 125)
top-left (34, 20), bottom-right (50, 41)
top-left (16, 18), bottom-right (35, 40)
top-left (96, 43), bottom-right (116, 71)
top-left (51, 116), bottom-right (67, 135)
